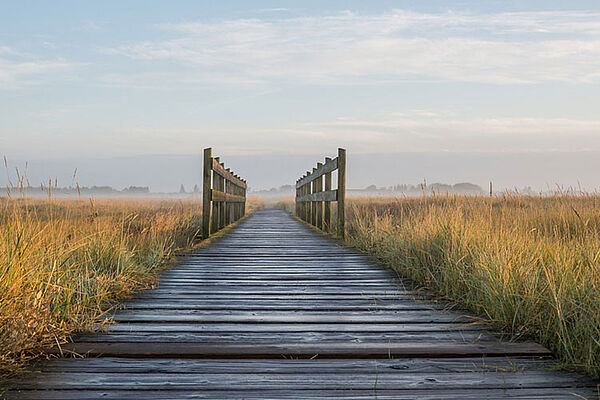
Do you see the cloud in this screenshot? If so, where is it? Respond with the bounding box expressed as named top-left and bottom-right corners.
top-left (10, 111), bottom-right (593, 158)
top-left (295, 111), bottom-right (600, 153)
top-left (107, 10), bottom-right (600, 85)
top-left (0, 47), bottom-right (73, 89)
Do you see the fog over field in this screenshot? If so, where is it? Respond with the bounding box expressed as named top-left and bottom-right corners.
top-left (4, 151), bottom-right (600, 193)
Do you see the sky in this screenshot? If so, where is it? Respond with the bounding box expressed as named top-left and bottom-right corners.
top-left (1, 1), bottom-right (600, 191)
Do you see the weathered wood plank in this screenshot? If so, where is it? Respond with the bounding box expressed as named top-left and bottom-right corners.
top-left (9, 370), bottom-right (589, 391)
top-left (105, 322), bottom-right (488, 333)
top-left (74, 331), bottom-right (497, 344)
top-left (210, 189), bottom-right (245, 203)
top-left (296, 189), bottom-right (338, 202)
top-left (25, 356), bottom-right (555, 374)
top-left (108, 309), bottom-right (474, 323)
top-left (51, 341), bottom-right (550, 358)
top-left (6, 388), bottom-right (599, 400)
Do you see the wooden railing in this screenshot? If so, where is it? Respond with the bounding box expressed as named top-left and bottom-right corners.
top-left (295, 148), bottom-right (346, 238)
top-left (202, 148), bottom-right (247, 238)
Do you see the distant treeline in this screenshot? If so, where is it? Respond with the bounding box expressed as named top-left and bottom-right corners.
top-left (249, 182), bottom-right (485, 197)
top-left (357, 182), bottom-right (483, 195)
top-left (1, 185), bottom-right (152, 197)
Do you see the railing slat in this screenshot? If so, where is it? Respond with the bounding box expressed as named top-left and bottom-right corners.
top-left (211, 189), bottom-right (245, 203)
top-left (297, 189), bottom-right (338, 202)
top-left (212, 158), bottom-right (247, 189)
top-left (296, 157), bottom-right (338, 188)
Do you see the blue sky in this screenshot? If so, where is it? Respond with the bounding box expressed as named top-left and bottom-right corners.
top-left (1, 1), bottom-right (600, 190)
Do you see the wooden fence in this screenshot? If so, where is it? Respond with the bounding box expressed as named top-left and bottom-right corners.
top-left (295, 148), bottom-right (346, 238)
top-left (202, 148), bottom-right (247, 238)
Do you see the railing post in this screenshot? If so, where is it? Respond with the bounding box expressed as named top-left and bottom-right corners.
top-left (302, 180), bottom-right (307, 222)
top-left (243, 179), bottom-right (247, 218)
top-left (306, 172), bottom-right (311, 223)
top-left (211, 157), bottom-right (220, 234)
top-left (324, 157), bottom-right (332, 232)
top-left (202, 147), bottom-right (212, 239)
top-left (219, 162), bottom-right (226, 230)
top-left (225, 178), bottom-right (230, 225)
top-left (295, 180), bottom-right (299, 217)
top-left (316, 162), bottom-right (323, 230)
top-left (337, 148), bottom-right (346, 239)
top-left (311, 168), bottom-right (317, 227)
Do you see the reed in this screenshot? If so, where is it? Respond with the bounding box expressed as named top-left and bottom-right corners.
top-left (0, 196), bottom-right (261, 371)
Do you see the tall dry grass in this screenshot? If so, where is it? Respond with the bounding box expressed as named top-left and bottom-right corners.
top-left (0, 196), bottom-right (261, 372)
top-left (279, 195), bottom-right (600, 376)
top-left (344, 195), bottom-right (600, 377)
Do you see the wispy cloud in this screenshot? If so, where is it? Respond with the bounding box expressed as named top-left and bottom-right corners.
top-left (107, 10), bottom-right (600, 85)
top-left (0, 47), bottom-right (74, 89)
top-left (295, 111), bottom-right (600, 153)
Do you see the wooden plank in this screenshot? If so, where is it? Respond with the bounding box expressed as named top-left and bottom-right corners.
top-left (135, 289), bottom-right (432, 301)
top-left (119, 303), bottom-right (450, 312)
top-left (210, 189), bottom-right (245, 203)
top-left (27, 356), bottom-right (556, 374)
top-left (74, 331), bottom-right (497, 343)
top-left (296, 157), bottom-right (338, 188)
top-left (296, 189), bottom-right (338, 202)
top-left (51, 341), bottom-right (550, 358)
top-left (212, 157), bottom-right (246, 189)
top-left (109, 310), bottom-right (474, 323)
top-left (141, 288), bottom-right (412, 295)
top-left (155, 280), bottom-right (403, 286)
top-left (106, 323), bottom-right (488, 333)
top-left (6, 388), bottom-right (599, 400)
top-left (9, 370), bottom-right (593, 390)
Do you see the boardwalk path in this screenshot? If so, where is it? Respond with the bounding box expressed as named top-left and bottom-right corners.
top-left (5, 209), bottom-right (599, 399)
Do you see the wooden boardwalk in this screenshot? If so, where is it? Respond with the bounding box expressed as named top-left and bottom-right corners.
top-left (4, 209), bottom-right (599, 399)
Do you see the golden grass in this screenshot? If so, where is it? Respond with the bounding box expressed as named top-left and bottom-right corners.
top-left (280, 195), bottom-right (600, 377)
top-left (0, 196), bottom-right (262, 372)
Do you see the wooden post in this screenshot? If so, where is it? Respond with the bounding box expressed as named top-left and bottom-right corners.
top-left (316, 162), bottom-right (323, 230)
top-left (303, 179), bottom-right (308, 222)
top-left (337, 148), bottom-right (346, 239)
top-left (300, 178), bottom-right (306, 221)
top-left (306, 172), bottom-right (311, 223)
top-left (324, 157), bottom-right (332, 232)
top-left (242, 179), bottom-right (246, 217)
top-left (225, 169), bottom-right (230, 225)
top-left (202, 147), bottom-right (212, 239)
top-left (311, 168), bottom-right (317, 227)
top-left (211, 157), bottom-right (219, 234)
top-left (219, 163), bottom-right (226, 229)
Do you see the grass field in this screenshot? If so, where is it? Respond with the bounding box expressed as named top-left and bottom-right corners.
top-left (0, 196), bottom-right (261, 372)
top-left (280, 195), bottom-right (600, 377)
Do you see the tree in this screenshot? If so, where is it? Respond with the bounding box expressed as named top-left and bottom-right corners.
top-left (179, 184), bottom-right (186, 193)
top-left (193, 184), bottom-right (199, 193)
